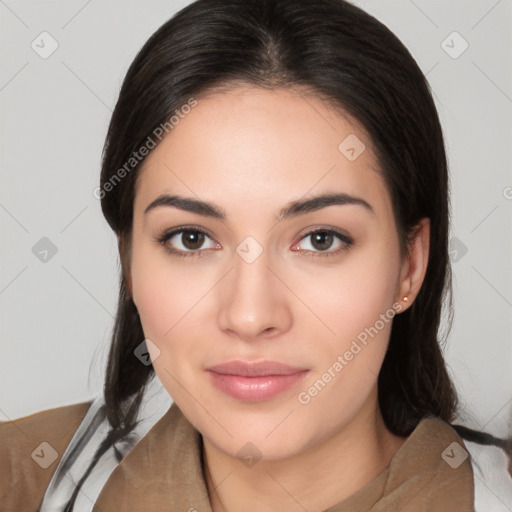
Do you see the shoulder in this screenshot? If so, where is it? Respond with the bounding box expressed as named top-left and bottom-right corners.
top-left (0, 401), bottom-right (92, 511)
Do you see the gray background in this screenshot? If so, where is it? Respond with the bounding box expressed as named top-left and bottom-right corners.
top-left (1, 0), bottom-right (511, 439)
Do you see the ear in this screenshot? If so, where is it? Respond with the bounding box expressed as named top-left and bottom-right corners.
top-left (395, 218), bottom-right (430, 311)
top-left (117, 235), bottom-right (133, 298)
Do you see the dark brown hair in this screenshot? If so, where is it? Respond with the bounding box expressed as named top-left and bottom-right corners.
top-left (103, 0), bottom-right (456, 435)
top-left (63, 0), bottom-right (497, 509)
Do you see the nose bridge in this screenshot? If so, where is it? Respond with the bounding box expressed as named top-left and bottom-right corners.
top-left (232, 247), bottom-right (271, 299)
top-left (217, 242), bottom-right (292, 339)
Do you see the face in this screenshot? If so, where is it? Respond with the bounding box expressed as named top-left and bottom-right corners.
top-left (128, 86), bottom-right (408, 461)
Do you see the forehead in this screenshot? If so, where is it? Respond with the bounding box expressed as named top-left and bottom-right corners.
top-left (134, 87), bottom-right (391, 220)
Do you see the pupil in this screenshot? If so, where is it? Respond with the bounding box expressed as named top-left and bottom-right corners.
top-left (312, 232), bottom-right (333, 251)
top-left (183, 231), bottom-right (204, 250)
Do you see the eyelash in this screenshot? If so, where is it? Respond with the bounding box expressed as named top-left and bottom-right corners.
top-left (154, 226), bottom-right (354, 259)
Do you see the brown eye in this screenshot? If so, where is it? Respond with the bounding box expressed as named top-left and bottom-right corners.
top-left (292, 228), bottom-right (353, 256)
top-left (310, 231), bottom-right (334, 251)
top-left (156, 227), bottom-right (219, 257)
top-left (181, 230), bottom-right (205, 250)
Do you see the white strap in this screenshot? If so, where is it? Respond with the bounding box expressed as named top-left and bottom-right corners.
top-left (39, 377), bottom-right (173, 512)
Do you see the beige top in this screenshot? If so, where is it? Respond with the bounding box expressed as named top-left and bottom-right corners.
top-left (0, 401), bottom-right (475, 511)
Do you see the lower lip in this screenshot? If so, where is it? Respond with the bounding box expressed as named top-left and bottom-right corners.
top-left (206, 370), bottom-right (309, 401)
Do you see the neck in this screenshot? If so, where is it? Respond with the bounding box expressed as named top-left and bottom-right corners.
top-left (202, 394), bottom-right (406, 512)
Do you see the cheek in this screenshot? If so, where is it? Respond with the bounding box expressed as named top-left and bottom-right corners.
top-left (131, 241), bottom-right (188, 345)
top-left (130, 240), bottom-right (203, 339)
top-left (131, 255), bottom-right (195, 397)
top-left (132, 269), bottom-right (177, 341)
top-left (293, 249), bottom-right (399, 421)
top-left (290, 239), bottom-right (400, 351)
top-left (129, 241), bottom-right (218, 386)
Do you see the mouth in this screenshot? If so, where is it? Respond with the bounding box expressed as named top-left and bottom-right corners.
top-left (205, 360), bottom-right (310, 401)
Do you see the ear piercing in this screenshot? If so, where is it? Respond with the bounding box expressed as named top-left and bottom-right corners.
top-left (403, 296), bottom-right (409, 302)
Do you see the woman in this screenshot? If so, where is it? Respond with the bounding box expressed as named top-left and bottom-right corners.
top-left (1, 0), bottom-right (511, 511)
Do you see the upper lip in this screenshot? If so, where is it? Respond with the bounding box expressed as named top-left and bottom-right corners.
top-left (206, 360), bottom-right (309, 377)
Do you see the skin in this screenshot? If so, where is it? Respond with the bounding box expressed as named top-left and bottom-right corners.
top-left (123, 86), bottom-right (430, 512)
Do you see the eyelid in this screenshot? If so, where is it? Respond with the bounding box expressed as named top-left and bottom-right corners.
top-left (297, 225), bottom-right (353, 242)
top-left (157, 225), bottom-right (217, 243)
top-left (155, 225), bottom-right (220, 258)
top-left (155, 225), bottom-right (354, 257)
top-left (291, 226), bottom-right (354, 255)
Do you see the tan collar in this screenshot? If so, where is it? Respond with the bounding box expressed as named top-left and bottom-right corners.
top-left (93, 403), bottom-right (474, 511)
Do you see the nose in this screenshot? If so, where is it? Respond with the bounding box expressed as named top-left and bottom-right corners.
top-left (217, 249), bottom-right (293, 341)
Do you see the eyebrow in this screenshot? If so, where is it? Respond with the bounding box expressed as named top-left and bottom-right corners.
top-left (144, 192), bottom-right (374, 221)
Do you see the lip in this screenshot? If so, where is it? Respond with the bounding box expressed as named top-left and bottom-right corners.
top-left (205, 360), bottom-right (309, 401)
top-left (206, 360), bottom-right (308, 376)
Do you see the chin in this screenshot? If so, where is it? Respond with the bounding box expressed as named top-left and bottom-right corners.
top-left (207, 427), bottom-right (311, 463)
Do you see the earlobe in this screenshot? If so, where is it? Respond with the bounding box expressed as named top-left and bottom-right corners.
top-left (396, 218), bottom-right (430, 309)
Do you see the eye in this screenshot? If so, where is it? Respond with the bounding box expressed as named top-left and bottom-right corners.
top-left (155, 226), bottom-right (353, 258)
top-left (291, 228), bottom-right (353, 256)
top-left (156, 227), bottom-right (220, 257)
